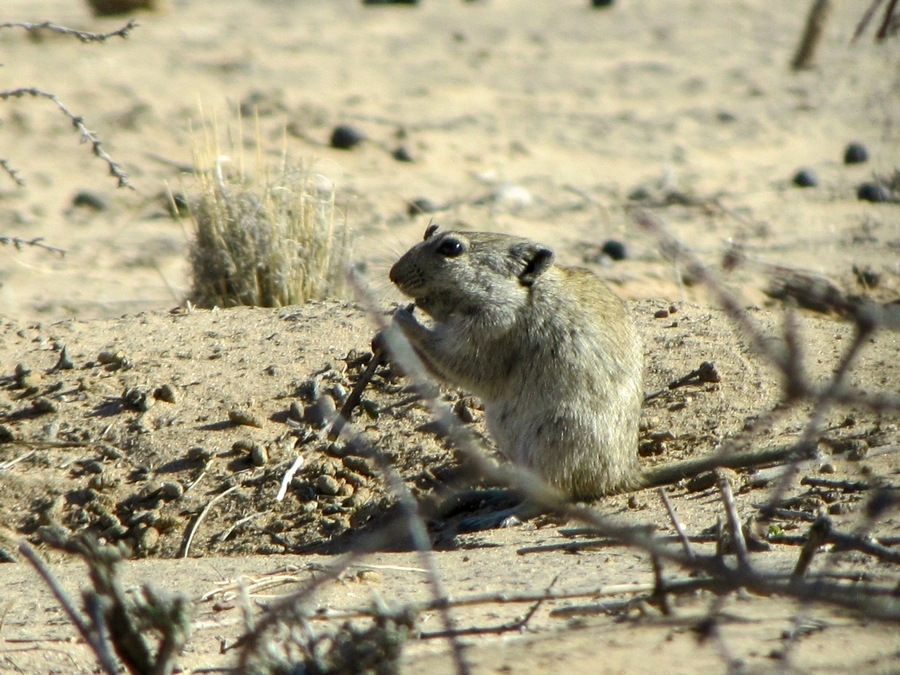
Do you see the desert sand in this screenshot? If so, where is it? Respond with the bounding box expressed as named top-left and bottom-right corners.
top-left (1, 0), bottom-right (899, 673)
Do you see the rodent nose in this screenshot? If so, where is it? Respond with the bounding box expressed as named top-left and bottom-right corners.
top-left (389, 263), bottom-right (399, 284)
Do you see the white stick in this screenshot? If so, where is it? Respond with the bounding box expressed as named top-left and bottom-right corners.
top-left (276, 456), bottom-right (304, 501)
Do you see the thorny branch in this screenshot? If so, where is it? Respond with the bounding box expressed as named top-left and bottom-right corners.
top-left (0, 88), bottom-right (132, 188)
top-left (0, 158), bottom-right (25, 187)
top-left (0, 20), bottom-right (138, 43)
top-left (0, 235), bottom-right (65, 256)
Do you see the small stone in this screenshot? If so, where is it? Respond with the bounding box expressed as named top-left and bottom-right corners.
top-left (229, 409), bottom-right (264, 428)
top-left (330, 125), bottom-right (365, 149)
top-left (601, 239), bottom-right (627, 261)
top-left (792, 169), bottom-right (817, 188)
top-left (653, 308), bottom-right (669, 319)
top-left (54, 346), bottom-right (74, 371)
top-left (686, 471), bottom-right (717, 493)
top-left (0, 425), bottom-right (16, 443)
top-left (304, 396), bottom-right (336, 428)
top-left (188, 446), bottom-right (214, 463)
top-left (857, 182), bottom-right (893, 203)
top-left (158, 481), bottom-right (184, 501)
top-left (137, 526), bottom-right (160, 552)
top-left (453, 398), bottom-right (475, 424)
top-left (342, 455), bottom-right (378, 478)
top-left (328, 384), bottom-right (347, 403)
top-left (590, 0), bottom-right (614, 6)
top-left (819, 462), bottom-right (836, 474)
top-left (72, 191), bottom-right (106, 211)
top-left (407, 197), bottom-right (439, 217)
top-left (251, 444), bottom-right (268, 467)
top-left (392, 145), bottom-right (413, 162)
top-left (154, 383), bottom-right (178, 403)
top-left (32, 397), bottom-right (58, 414)
top-left (316, 474), bottom-right (341, 496)
top-left (97, 350), bottom-right (127, 366)
top-left (123, 386), bottom-right (153, 412)
top-left (843, 142), bottom-right (868, 164)
top-left (296, 379), bottom-right (320, 402)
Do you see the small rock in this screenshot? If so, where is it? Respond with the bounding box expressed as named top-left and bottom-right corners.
top-left (251, 444), bottom-right (268, 467)
top-left (97, 350), bottom-right (128, 366)
top-left (819, 462), bottom-right (837, 474)
top-left (316, 474), bottom-right (342, 496)
top-left (72, 191), bottom-right (106, 211)
top-left (32, 397), bottom-right (58, 414)
top-left (601, 239), bottom-right (627, 261)
top-left (590, 0), bottom-right (614, 6)
top-left (330, 125), bottom-right (365, 149)
top-left (188, 446), bottom-right (214, 463)
top-left (857, 182), bottom-right (893, 203)
top-left (453, 398), bottom-right (475, 424)
top-left (653, 308), bottom-right (669, 319)
top-left (792, 169), bottom-right (817, 188)
top-left (158, 481), bottom-right (184, 501)
top-left (137, 526), bottom-right (160, 552)
top-left (0, 425), bottom-right (16, 443)
top-left (296, 379), bottom-right (320, 402)
top-left (154, 383), bottom-right (178, 403)
top-left (407, 197), bottom-right (439, 217)
top-left (392, 145), bottom-right (413, 162)
top-left (686, 471), bottom-right (717, 493)
top-left (304, 396), bottom-right (336, 428)
top-left (843, 142), bottom-right (868, 164)
top-left (53, 346), bottom-right (74, 371)
top-left (123, 386), bottom-right (153, 412)
top-left (229, 409), bottom-right (264, 428)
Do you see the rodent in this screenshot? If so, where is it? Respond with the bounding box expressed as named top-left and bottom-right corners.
top-left (389, 224), bottom-right (644, 499)
top-left (388, 225), bottom-right (803, 501)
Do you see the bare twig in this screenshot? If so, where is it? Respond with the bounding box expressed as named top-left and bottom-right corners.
top-left (18, 542), bottom-right (119, 675)
top-left (658, 487), bottom-right (695, 561)
top-left (181, 485), bottom-right (240, 558)
top-left (0, 235), bottom-right (65, 256)
top-left (0, 88), bottom-right (132, 189)
top-left (717, 470), bottom-right (751, 573)
top-left (791, 0), bottom-right (833, 69)
top-left (0, 158), bottom-right (25, 187)
top-left (0, 20), bottom-right (138, 43)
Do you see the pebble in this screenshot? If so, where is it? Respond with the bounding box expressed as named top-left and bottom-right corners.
top-left (857, 182), bottom-right (893, 203)
top-left (32, 397), bottom-right (58, 414)
top-left (229, 409), bottom-right (264, 428)
top-left (72, 191), bottom-right (106, 211)
top-left (188, 446), bottom-right (214, 463)
top-left (137, 526), bottom-right (160, 552)
top-left (791, 169), bottom-right (818, 188)
top-left (392, 145), bottom-right (413, 162)
top-left (407, 197), bottom-right (439, 217)
top-left (316, 474), bottom-right (342, 496)
top-left (154, 383), bottom-right (178, 403)
top-left (158, 481), bottom-right (184, 501)
top-left (601, 239), bottom-right (627, 261)
top-left (330, 125), bottom-right (365, 149)
top-left (250, 444), bottom-right (268, 467)
top-left (304, 396), bottom-right (336, 428)
top-left (843, 142), bottom-right (868, 164)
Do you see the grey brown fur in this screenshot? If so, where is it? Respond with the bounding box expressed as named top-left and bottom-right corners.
top-left (389, 226), bottom-right (644, 499)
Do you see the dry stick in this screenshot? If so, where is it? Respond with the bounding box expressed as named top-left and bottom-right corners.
top-left (0, 20), bottom-right (138, 43)
top-left (791, 0), bottom-right (833, 69)
top-left (0, 158), bottom-right (24, 187)
top-left (17, 543), bottom-right (119, 675)
top-left (0, 88), bottom-right (132, 189)
top-left (793, 516), bottom-right (832, 577)
top-left (181, 485), bottom-right (240, 558)
top-left (716, 470), bottom-right (751, 573)
top-left (0, 236), bottom-right (65, 256)
top-left (658, 487), bottom-right (695, 561)
top-left (328, 346), bottom-right (386, 440)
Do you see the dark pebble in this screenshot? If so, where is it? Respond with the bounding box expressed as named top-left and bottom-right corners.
top-left (392, 145), bottom-right (413, 162)
top-left (330, 125), bottom-right (365, 150)
top-left (843, 142), bottom-right (868, 165)
top-left (363, 0), bottom-right (418, 4)
top-left (591, 0), bottom-right (614, 6)
top-left (601, 239), bottom-right (627, 261)
top-left (857, 182), bottom-right (893, 203)
top-left (792, 169), bottom-right (817, 188)
top-left (407, 197), bottom-right (439, 217)
top-left (72, 191), bottom-right (106, 211)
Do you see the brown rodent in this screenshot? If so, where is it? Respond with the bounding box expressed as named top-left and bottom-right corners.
top-left (389, 225), bottom-right (644, 499)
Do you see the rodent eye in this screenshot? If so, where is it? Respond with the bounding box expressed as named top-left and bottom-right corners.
top-left (437, 239), bottom-right (464, 257)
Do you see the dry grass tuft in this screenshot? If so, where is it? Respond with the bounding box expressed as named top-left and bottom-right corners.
top-left (188, 120), bottom-right (351, 308)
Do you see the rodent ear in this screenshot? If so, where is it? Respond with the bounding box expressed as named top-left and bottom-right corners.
top-left (423, 223), bottom-right (439, 240)
top-left (516, 245), bottom-right (555, 286)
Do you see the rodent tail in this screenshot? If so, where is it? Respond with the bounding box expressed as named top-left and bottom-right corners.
top-left (634, 444), bottom-right (807, 490)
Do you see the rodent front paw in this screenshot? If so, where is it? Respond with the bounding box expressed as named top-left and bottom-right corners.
top-left (392, 305), bottom-right (418, 330)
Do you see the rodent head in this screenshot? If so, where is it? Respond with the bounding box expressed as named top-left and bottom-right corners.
top-left (389, 225), bottom-right (555, 321)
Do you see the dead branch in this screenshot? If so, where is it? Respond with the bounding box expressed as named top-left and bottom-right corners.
top-left (0, 20), bottom-right (138, 43)
top-left (0, 235), bottom-right (65, 256)
top-left (0, 88), bottom-right (132, 189)
top-left (0, 158), bottom-right (25, 187)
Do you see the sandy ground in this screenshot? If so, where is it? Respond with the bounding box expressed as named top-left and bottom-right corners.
top-left (1, 0), bottom-right (900, 673)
